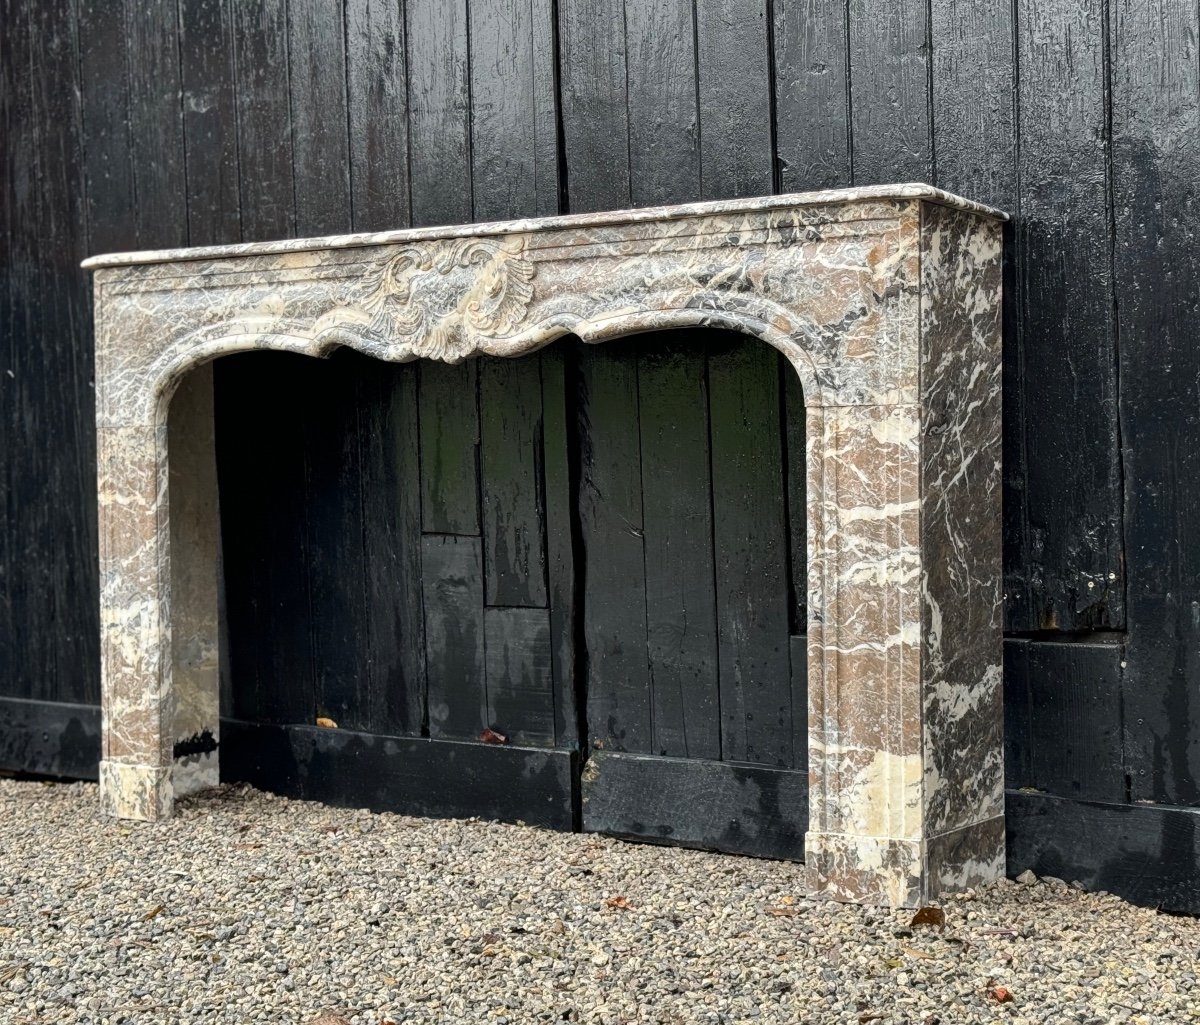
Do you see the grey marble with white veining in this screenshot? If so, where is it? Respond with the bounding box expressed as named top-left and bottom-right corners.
top-left (87, 183), bottom-right (1006, 908)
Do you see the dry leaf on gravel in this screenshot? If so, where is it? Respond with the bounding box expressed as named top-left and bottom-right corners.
top-left (605, 895), bottom-right (633, 910)
top-left (910, 906), bottom-right (946, 930)
top-left (142, 904), bottom-right (164, 922)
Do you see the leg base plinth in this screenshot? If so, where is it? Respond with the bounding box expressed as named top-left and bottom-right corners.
top-left (806, 817), bottom-right (1006, 907)
top-left (99, 760), bottom-right (173, 821)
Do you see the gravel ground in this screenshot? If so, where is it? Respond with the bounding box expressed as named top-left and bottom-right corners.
top-left (0, 779), bottom-right (1197, 1025)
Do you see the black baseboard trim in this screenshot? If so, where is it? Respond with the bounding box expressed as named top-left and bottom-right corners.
top-left (0, 697), bottom-right (101, 780)
top-left (219, 719), bottom-right (578, 831)
top-left (582, 750), bottom-right (808, 860)
top-left (1006, 789), bottom-right (1200, 913)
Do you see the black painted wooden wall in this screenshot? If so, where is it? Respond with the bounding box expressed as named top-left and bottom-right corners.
top-left (2, 0), bottom-right (1199, 906)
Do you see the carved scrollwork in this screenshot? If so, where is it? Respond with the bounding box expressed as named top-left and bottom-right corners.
top-left (321, 234), bottom-right (536, 363)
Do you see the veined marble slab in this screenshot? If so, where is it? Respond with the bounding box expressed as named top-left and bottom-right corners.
top-left (87, 183), bottom-right (1006, 907)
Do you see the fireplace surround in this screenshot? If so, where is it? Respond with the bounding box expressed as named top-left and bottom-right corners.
top-left (85, 184), bottom-right (1005, 906)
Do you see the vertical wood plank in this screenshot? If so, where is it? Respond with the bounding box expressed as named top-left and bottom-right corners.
top-left (360, 362), bottom-right (426, 737)
top-left (625, 0), bottom-right (701, 206)
top-left (422, 535), bottom-right (487, 740)
top-left (232, 0), bottom-right (295, 240)
top-left (480, 359), bottom-right (548, 608)
top-left (557, 0), bottom-right (631, 211)
top-left (180, 0), bottom-right (242, 246)
top-left (0, 0), bottom-right (17, 703)
top-left (577, 342), bottom-right (651, 753)
top-left (929, 0), bottom-right (1028, 630)
top-left (287, 0), bottom-right (351, 236)
top-left (303, 354), bottom-right (369, 731)
top-left (406, 0), bottom-right (472, 226)
top-left (708, 335), bottom-right (793, 768)
top-left (419, 361), bottom-right (481, 536)
top-left (1018, 0), bottom-right (1123, 630)
top-left (485, 607), bottom-right (556, 745)
top-left (695, 0), bottom-right (773, 198)
top-left (782, 359), bottom-right (807, 632)
top-left (847, 0), bottom-right (932, 184)
top-left (1110, 0), bottom-right (1200, 804)
top-left (773, 0), bottom-right (852, 190)
top-left (541, 347), bottom-right (578, 748)
top-left (345, 0), bottom-right (410, 232)
top-left (638, 343), bottom-right (720, 760)
top-left (214, 353), bottom-right (316, 724)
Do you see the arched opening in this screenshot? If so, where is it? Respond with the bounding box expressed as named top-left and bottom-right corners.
top-left (205, 328), bottom-right (810, 858)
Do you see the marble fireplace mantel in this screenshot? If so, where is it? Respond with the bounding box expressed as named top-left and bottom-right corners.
top-left (85, 183), bottom-right (1006, 907)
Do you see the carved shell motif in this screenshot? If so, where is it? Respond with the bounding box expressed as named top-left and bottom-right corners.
top-left (351, 234), bottom-right (536, 362)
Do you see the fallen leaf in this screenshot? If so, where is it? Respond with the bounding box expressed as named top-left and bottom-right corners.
top-left (987, 984), bottom-right (1014, 1003)
top-left (766, 906), bottom-right (803, 917)
top-left (780, 894), bottom-right (796, 906)
top-left (233, 842), bottom-right (262, 851)
top-left (309, 1014), bottom-right (353, 1025)
top-left (315, 717), bottom-right (338, 729)
top-left (858, 1014), bottom-right (884, 1023)
top-left (910, 906), bottom-right (946, 930)
top-left (605, 895), bottom-right (633, 910)
top-left (902, 946), bottom-right (932, 959)
top-left (142, 904), bottom-right (164, 922)
top-left (480, 727), bottom-right (508, 745)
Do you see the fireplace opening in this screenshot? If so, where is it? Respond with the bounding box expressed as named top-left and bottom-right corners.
top-left (208, 328), bottom-right (810, 860)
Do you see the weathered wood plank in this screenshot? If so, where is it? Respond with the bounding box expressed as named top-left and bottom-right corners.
top-left (582, 750), bottom-right (807, 859)
top-left (222, 719), bottom-right (577, 830)
top-left (847, 0), bottom-right (932, 184)
top-left (1110, 0), bottom-right (1200, 804)
top-left (418, 361), bottom-right (480, 536)
top-left (1006, 792), bottom-right (1200, 915)
top-left (360, 362), bottom-right (426, 738)
top-left (179, 0), bottom-right (241, 246)
top-left (695, 0), bottom-right (772, 199)
top-left (638, 342), bottom-right (719, 760)
top-left (1002, 637), bottom-right (1032, 792)
top-left (0, 697), bottom-right (101, 780)
top-left (421, 535), bottom-right (487, 741)
top-left (929, 0), bottom-right (1028, 630)
top-left (708, 335), bottom-right (793, 768)
top-left (484, 607), bottom-right (555, 746)
top-left (287, 0), bottom-right (350, 236)
top-left (557, 0), bottom-right (631, 211)
top-left (625, 0), bottom-right (700, 206)
top-left (577, 341), bottom-right (651, 754)
top-left (540, 347), bottom-right (579, 749)
top-left (406, 0), bottom-right (472, 226)
top-left (772, 0), bottom-right (851, 190)
top-left (345, 0), bottom-right (410, 233)
top-left (480, 357), bottom-right (547, 609)
top-left (214, 353), bottom-right (316, 725)
top-left (230, 0), bottom-right (295, 240)
top-left (1017, 0), bottom-right (1123, 631)
top-left (469, 0), bottom-right (558, 220)
top-left (303, 354), bottom-right (370, 731)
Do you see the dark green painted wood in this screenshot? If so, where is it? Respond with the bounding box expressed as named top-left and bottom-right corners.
top-left (480, 358), bottom-right (547, 609)
top-left (708, 335), bottom-right (793, 768)
top-left (638, 342), bottom-right (719, 760)
top-left (1017, 0), bottom-right (1123, 631)
top-left (484, 607), bottom-right (556, 746)
top-left (576, 340), bottom-right (650, 754)
top-left (0, 697), bottom-right (101, 780)
top-left (418, 361), bottom-right (481, 536)
top-left (422, 534), bottom-right (487, 741)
